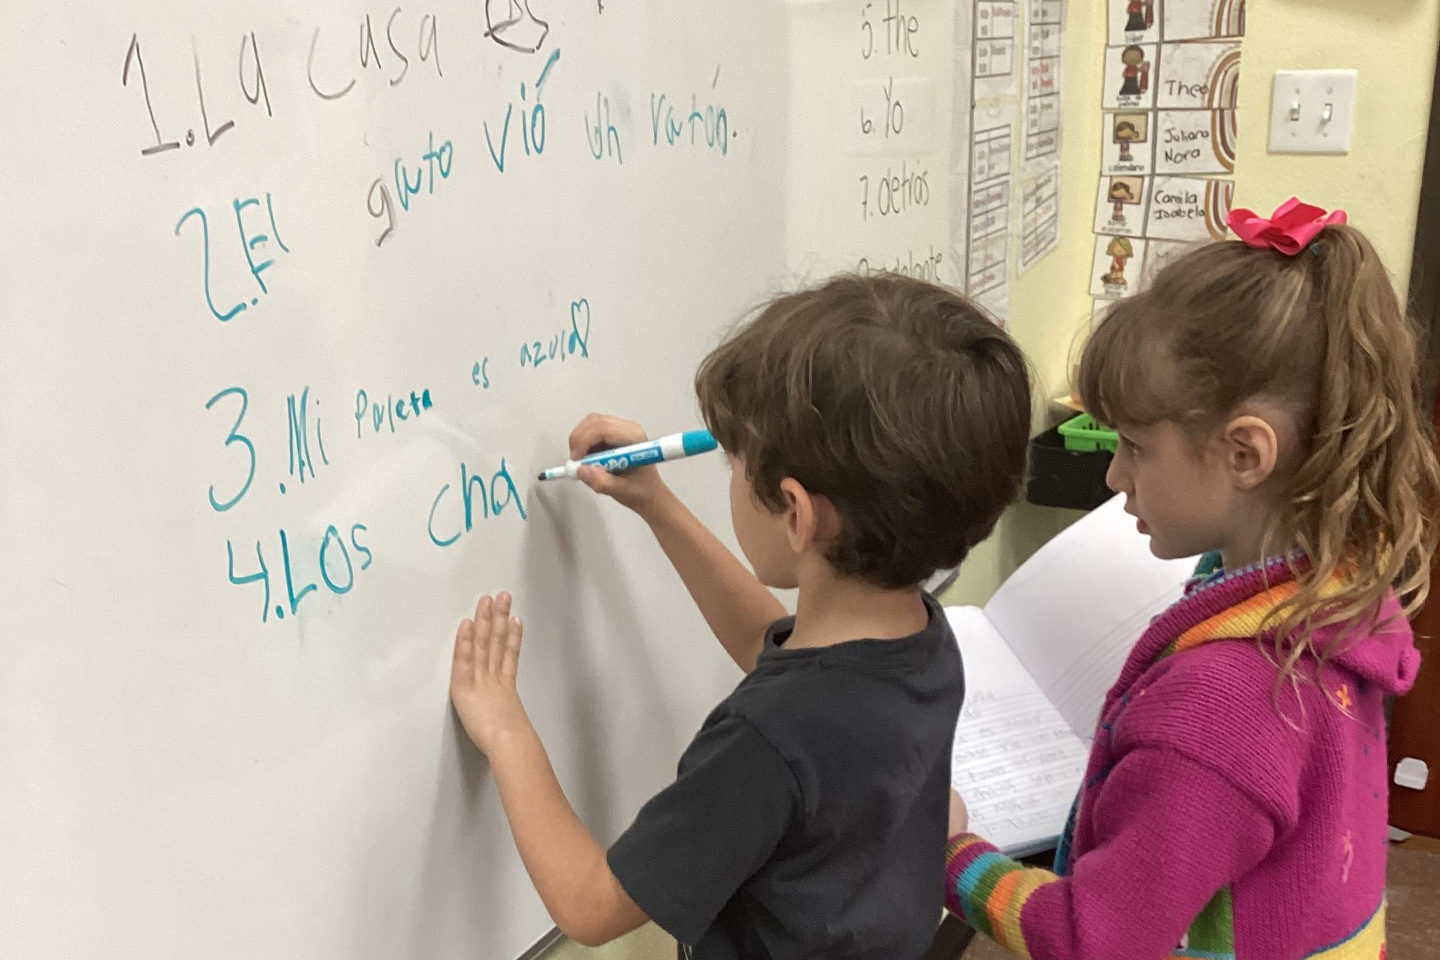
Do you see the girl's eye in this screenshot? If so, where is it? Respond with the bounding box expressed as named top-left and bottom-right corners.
top-left (1119, 435), bottom-right (1140, 454)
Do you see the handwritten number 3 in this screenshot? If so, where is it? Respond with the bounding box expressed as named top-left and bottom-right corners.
top-left (206, 387), bottom-right (256, 512)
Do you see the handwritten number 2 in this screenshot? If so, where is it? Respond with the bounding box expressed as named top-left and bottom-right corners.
top-left (176, 206), bottom-right (246, 322)
top-left (205, 387), bottom-right (256, 512)
top-left (123, 34), bottom-right (180, 156)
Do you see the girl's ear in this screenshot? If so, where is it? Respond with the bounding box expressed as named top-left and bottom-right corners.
top-left (1222, 415), bottom-right (1279, 491)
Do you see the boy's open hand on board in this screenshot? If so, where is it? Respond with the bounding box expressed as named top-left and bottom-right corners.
top-left (450, 592), bottom-right (530, 754)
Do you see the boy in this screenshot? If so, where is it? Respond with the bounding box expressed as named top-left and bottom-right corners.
top-left (448, 273), bottom-right (1032, 959)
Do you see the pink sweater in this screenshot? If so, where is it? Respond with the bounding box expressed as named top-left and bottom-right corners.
top-left (946, 559), bottom-right (1418, 959)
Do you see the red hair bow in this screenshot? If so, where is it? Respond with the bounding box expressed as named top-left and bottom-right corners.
top-left (1226, 197), bottom-right (1347, 256)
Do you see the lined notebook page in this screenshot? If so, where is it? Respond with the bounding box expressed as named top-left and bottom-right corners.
top-left (984, 496), bottom-right (1195, 740)
top-left (947, 606), bottom-right (1088, 856)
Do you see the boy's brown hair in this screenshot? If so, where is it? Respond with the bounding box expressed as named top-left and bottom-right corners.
top-left (696, 272), bottom-right (1032, 589)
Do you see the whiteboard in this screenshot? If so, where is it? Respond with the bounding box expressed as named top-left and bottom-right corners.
top-left (786, 0), bottom-right (960, 288)
top-left (0, 3), bottom-right (785, 958)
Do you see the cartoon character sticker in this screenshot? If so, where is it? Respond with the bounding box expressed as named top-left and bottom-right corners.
top-left (1103, 112), bottom-right (1152, 175)
top-left (1103, 236), bottom-right (1133, 286)
top-left (1095, 175), bottom-right (1146, 235)
top-left (1118, 45), bottom-right (1151, 98)
top-left (1109, 0), bottom-right (1160, 44)
top-left (1116, 119), bottom-right (1140, 162)
top-left (1104, 44), bottom-right (1157, 109)
top-left (1091, 235), bottom-right (1147, 297)
top-left (1124, 0), bottom-right (1155, 32)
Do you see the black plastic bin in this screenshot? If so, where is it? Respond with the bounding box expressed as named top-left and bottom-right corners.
top-left (1026, 425), bottom-right (1114, 511)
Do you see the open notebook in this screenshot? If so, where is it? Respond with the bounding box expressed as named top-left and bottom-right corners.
top-left (948, 496), bottom-right (1197, 857)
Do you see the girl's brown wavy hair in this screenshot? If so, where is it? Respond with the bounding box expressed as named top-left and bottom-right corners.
top-left (1079, 225), bottom-right (1440, 686)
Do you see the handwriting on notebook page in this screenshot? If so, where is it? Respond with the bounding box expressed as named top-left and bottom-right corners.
top-left (953, 690), bottom-right (1087, 852)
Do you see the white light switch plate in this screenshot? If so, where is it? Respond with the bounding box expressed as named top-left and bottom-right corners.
top-left (1268, 69), bottom-right (1357, 154)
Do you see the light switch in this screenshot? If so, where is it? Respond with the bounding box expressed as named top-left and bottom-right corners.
top-left (1268, 69), bottom-right (1357, 155)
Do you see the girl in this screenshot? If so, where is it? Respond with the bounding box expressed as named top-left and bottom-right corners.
top-left (945, 198), bottom-right (1440, 959)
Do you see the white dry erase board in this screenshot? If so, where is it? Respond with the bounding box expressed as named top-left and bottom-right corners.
top-left (0, 3), bottom-right (791, 958)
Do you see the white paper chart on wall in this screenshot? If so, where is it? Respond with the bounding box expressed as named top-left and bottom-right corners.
top-left (1090, 0), bottom-right (1244, 317)
top-left (0, 3), bottom-right (787, 959)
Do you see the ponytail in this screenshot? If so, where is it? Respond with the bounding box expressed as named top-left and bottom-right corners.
top-left (1264, 224), bottom-right (1439, 668)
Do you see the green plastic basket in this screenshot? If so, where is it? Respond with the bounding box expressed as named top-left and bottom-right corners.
top-left (1057, 413), bottom-right (1119, 454)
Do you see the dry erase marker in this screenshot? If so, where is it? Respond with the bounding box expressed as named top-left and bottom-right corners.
top-left (537, 430), bottom-right (718, 481)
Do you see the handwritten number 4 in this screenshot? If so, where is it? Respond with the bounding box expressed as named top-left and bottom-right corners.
top-left (227, 539), bottom-right (272, 623)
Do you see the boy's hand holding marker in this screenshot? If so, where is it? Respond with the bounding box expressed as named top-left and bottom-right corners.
top-left (563, 413), bottom-right (691, 515)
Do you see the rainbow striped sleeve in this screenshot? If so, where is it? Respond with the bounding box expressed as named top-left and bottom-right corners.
top-left (946, 834), bottom-right (1060, 959)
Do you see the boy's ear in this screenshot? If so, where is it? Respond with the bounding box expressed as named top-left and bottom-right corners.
top-left (778, 478), bottom-right (840, 554)
top-left (1222, 415), bottom-right (1279, 491)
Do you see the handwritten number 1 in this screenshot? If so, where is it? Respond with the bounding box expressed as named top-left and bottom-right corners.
top-left (123, 34), bottom-right (180, 156)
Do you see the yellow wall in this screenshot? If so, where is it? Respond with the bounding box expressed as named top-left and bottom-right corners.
top-left (546, 3), bottom-right (1439, 957)
top-left (945, 0), bottom-right (1440, 608)
top-left (941, 0), bottom-right (1111, 607)
top-left (1232, 0), bottom-right (1438, 294)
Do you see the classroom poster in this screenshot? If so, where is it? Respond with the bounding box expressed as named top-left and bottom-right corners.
top-left (974, 0), bottom-right (1020, 100)
top-left (961, 0), bottom-right (1023, 321)
top-left (968, 102), bottom-right (1017, 317)
top-left (1091, 174), bottom-right (1233, 244)
top-left (1152, 109), bottom-right (1236, 175)
top-left (1090, 234), bottom-right (1148, 298)
top-left (1091, 298), bottom-right (1115, 331)
top-left (1102, 111), bottom-right (1153, 176)
top-left (1020, 162), bottom-right (1061, 270)
top-left (950, 3), bottom-right (977, 300)
top-left (1093, 174), bottom-right (1149, 237)
top-left (1018, 0), bottom-right (1064, 273)
top-left (1139, 238), bottom-right (1197, 287)
top-left (1108, 0), bottom-right (1158, 46)
top-left (1155, 41), bottom-right (1241, 110)
top-left (1091, 0), bottom-right (1245, 319)
top-left (1162, 0), bottom-right (1246, 42)
top-left (1143, 176), bottom-right (1233, 242)
top-left (1102, 43), bottom-right (1158, 110)
top-left (1024, 0), bottom-right (1063, 164)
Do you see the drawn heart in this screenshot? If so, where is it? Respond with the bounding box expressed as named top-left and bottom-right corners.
top-left (569, 299), bottom-right (591, 358)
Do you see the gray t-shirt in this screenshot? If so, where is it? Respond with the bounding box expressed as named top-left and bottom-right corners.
top-left (608, 594), bottom-right (964, 960)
